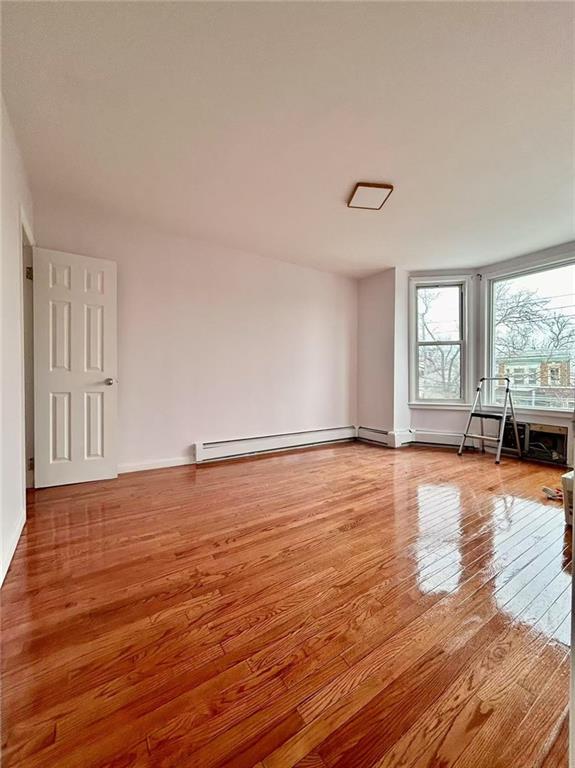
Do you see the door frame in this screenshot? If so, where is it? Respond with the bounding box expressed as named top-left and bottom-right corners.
top-left (18, 205), bottom-right (35, 498)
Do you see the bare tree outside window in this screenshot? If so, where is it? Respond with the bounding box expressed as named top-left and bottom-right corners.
top-left (416, 285), bottom-right (463, 400)
top-left (491, 264), bottom-right (575, 410)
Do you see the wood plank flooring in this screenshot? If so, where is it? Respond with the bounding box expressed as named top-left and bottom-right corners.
top-left (1, 443), bottom-right (570, 767)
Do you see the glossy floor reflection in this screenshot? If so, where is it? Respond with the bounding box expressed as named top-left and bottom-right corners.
top-left (1, 444), bottom-right (570, 767)
top-left (415, 483), bottom-right (571, 645)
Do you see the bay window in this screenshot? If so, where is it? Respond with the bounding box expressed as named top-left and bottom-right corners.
top-left (409, 255), bottom-right (574, 414)
top-left (487, 261), bottom-right (575, 411)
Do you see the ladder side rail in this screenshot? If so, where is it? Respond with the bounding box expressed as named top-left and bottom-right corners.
top-left (495, 384), bottom-right (510, 464)
top-left (477, 385), bottom-right (485, 453)
top-left (508, 390), bottom-right (522, 457)
top-left (458, 382), bottom-right (483, 456)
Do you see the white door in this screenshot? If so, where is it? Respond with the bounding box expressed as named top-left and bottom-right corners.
top-left (33, 248), bottom-right (118, 487)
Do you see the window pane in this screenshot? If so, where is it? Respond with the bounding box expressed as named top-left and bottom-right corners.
top-left (417, 285), bottom-right (461, 342)
top-left (418, 344), bottom-right (461, 400)
top-left (491, 263), bottom-right (575, 410)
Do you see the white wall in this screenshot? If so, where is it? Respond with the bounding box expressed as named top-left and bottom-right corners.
top-left (34, 198), bottom-right (358, 471)
top-left (357, 266), bottom-right (410, 443)
top-left (357, 269), bottom-right (395, 430)
top-left (410, 407), bottom-right (470, 437)
top-left (393, 267), bottom-right (410, 434)
top-left (1, 99), bottom-right (34, 582)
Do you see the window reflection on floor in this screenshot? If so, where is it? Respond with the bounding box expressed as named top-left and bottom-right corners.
top-left (416, 484), bottom-right (462, 594)
top-left (415, 483), bottom-right (571, 646)
top-left (492, 494), bottom-right (571, 645)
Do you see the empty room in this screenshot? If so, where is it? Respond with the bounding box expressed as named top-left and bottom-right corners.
top-left (1, 1), bottom-right (574, 766)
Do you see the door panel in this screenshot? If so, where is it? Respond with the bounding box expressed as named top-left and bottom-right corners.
top-left (34, 248), bottom-right (118, 487)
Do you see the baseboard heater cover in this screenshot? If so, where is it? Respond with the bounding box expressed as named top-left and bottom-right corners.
top-left (357, 427), bottom-right (414, 448)
top-left (195, 426), bottom-right (356, 463)
top-left (413, 430), bottom-right (508, 451)
top-left (357, 426), bottom-right (391, 447)
top-left (412, 430), bottom-right (463, 447)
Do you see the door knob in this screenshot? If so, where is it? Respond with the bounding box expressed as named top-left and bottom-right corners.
top-left (104, 377), bottom-right (115, 386)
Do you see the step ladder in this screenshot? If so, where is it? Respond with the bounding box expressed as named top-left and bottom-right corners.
top-left (458, 377), bottom-right (522, 464)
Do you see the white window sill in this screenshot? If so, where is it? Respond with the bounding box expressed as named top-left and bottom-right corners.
top-left (409, 402), bottom-right (471, 411)
top-left (409, 401), bottom-right (574, 420)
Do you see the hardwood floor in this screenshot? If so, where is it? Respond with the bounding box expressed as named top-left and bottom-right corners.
top-left (1, 443), bottom-right (570, 767)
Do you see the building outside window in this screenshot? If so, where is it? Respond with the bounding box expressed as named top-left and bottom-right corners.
top-left (489, 262), bottom-right (575, 411)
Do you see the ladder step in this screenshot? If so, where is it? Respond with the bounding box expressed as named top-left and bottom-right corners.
top-left (470, 412), bottom-right (503, 421)
top-left (458, 378), bottom-right (522, 463)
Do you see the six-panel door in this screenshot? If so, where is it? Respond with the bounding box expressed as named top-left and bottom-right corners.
top-left (33, 248), bottom-right (118, 487)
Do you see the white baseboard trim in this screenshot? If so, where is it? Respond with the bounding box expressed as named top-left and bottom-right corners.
top-left (1, 508), bottom-right (26, 586)
top-left (390, 428), bottom-right (415, 448)
top-left (118, 454), bottom-right (196, 474)
top-left (114, 426), bottom-right (486, 473)
top-left (357, 427), bottom-right (414, 448)
top-left (412, 429), bottom-right (465, 448)
top-left (196, 426), bottom-right (356, 463)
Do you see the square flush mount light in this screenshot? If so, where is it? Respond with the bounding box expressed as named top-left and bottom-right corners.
top-left (347, 182), bottom-right (394, 210)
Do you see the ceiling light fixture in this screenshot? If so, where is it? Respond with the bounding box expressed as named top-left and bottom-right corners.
top-left (347, 182), bottom-right (394, 210)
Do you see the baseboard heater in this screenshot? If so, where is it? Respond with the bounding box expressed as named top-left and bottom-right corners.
top-left (195, 426), bottom-right (356, 463)
top-left (412, 430), bottom-right (463, 448)
top-left (413, 424), bottom-right (569, 465)
top-left (357, 426), bottom-right (414, 448)
top-left (356, 426), bottom-right (391, 447)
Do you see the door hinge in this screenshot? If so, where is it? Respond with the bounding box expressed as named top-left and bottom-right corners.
top-left (28, 457), bottom-right (34, 471)
top-left (25, 266), bottom-right (33, 280)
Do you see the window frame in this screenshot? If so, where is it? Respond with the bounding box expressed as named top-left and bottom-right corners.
top-left (549, 366), bottom-right (561, 386)
top-left (409, 275), bottom-right (473, 406)
top-left (482, 255), bottom-right (575, 413)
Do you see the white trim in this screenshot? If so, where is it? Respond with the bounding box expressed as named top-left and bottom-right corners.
top-left (409, 267), bottom-right (476, 279)
top-left (481, 252), bottom-right (575, 411)
top-left (408, 274), bottom-right (475, 407)
top-left (409, 402), bottom-right (471, 411)
top-left (389, 428), bottom-right (415, 448)
top-left (118, 455), bottom-right (196, 474)
top-left (409, 402), bottom-right (574, 419)
top-left (479, 406), bottom-right (573, 422)
top-left (479, 241), bottom-right (575, 280)
top-left (1, 508), bottom-right (26, 585)
top-left (8, 206), bottom-right (36, 586)
top-left (357, 427), bottom-right (414, 448)
top-left (19, 204), bottom-right (35, 247)
top-left (196, 426), bottom-right (356, 463)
